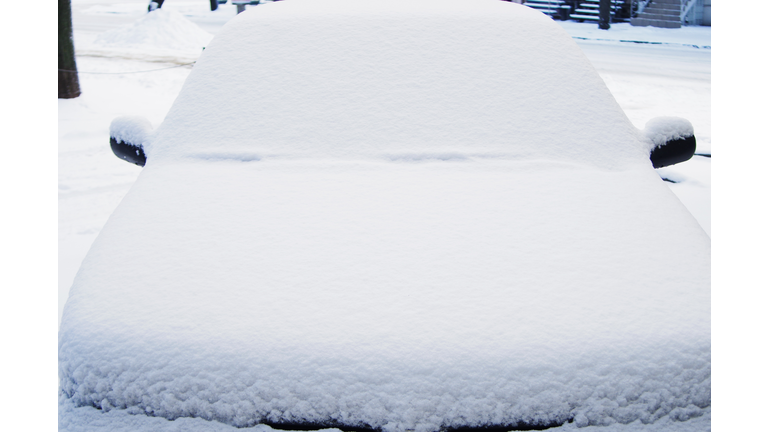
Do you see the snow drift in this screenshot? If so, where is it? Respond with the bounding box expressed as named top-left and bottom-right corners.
top-left (91, 8), bottom-right (213, 61)
top-left (59, 0), bottom-right (710, 430)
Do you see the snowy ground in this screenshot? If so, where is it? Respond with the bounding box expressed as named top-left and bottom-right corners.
top-left (57, 1), bottom-right (711, 430)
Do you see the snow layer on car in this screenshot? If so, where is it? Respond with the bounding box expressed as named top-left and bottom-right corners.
top-left (110, 116), bottom-right (153, 146)
top-left (643, 117), bottom-right (695, 149)
top-left (59, 159), bottom-right (710, 430)
top-left (147, 0), bottom-right (646, 169)
top-left (59, 0), bottom-right (710, 430)
top-left (59, 395), bottom-right (711, 432)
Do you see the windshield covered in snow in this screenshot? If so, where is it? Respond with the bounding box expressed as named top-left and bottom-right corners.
top-left (150, 0), bottom-right (646, 169)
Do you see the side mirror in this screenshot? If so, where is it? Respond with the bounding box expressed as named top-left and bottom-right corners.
top-left (110, 116), bottom-right (151, 167)
top-left (644, 117), bottom-right (696, 169)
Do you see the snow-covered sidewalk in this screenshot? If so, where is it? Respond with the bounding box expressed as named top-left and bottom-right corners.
top-left (558, 21), bottom-right (711, 48)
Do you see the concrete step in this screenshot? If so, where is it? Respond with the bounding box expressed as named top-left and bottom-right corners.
top-left (566, 0), bottom-right (624, 23)
top-left (645, 6), bottom-right (682, 13)
top-left (527, 5), bottom-right (560, 12)
top-left (525, 0), bottom-right (566, 4)
top-left (578, 0), bottom-right (624, 4)
top-left (576, 2), bottom-right (622, 8)
top-left (630, 17), bottom-right (681, 28)
top-left (530, 8), bottom-right (559, 14)
top-left (642, 12), bottom-right (681, 20)
top-left (572, 3), bottom-right (621, 12)
top-left (631, 0), bottom-right (683, 28)
top-left (527, 4), bottom-right (559, 8)
top-left (570, 14), bottom-right (599, 21)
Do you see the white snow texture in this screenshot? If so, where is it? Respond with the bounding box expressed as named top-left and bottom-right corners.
top-left (59, 396), bottom-right (712, 432)
top-left (147, 0), bottom-right (648, 169)
top-left (59, 1), bottom-right (710, 431)
top-left (94, 8), bottom-right (213, 53)
top-left (643, 117), bottom-right (695, 149)
top-left (110, 116), bottom-right (153, 146)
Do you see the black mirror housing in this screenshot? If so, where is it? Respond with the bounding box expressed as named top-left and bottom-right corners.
top-left (110, 137), bottom-right (147, 167)
top-left (650, 135), bottom-right (696, 169)
top-left (109, 116), bottom-right (152, 167)
top-left (643, 117), bottom-right (696, 169)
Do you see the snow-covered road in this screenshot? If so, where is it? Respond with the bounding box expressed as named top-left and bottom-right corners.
top-left (59, 1), bottom-right (710, 326)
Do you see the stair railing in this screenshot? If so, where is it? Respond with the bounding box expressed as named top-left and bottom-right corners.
top-left (681, 0), bottom-right (699, 24)
top-left (633, 0), bottom-right (652, 15)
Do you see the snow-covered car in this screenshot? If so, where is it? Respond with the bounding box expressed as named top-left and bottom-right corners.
top-left (59, 0), bottom-right (710, 431)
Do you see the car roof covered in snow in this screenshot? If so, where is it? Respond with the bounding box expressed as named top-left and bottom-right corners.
top-left (148, 0), bottom-right (645, 168)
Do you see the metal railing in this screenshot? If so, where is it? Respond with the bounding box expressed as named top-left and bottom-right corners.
top-left (633, 0), bottom-right (653, 15)
top-left (681, 0), bottom-right (699, 24)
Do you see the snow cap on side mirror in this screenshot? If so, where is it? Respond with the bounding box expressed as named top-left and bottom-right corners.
top-left (643, 117), bottom-right (696, 169)
top-left (110, 116), bottom-right (152, 167)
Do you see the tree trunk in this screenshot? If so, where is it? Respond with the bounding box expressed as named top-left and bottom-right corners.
top-left (58, 0), bottom-right (81, 99)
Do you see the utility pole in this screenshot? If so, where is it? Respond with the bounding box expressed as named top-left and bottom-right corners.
top-left (598, 0), bottom-right (611, 30)
top-left (58, 0), bottom-right (81, 99)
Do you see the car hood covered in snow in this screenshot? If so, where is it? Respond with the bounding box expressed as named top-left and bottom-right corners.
top-left (59, 1), bottom-right (710, 430)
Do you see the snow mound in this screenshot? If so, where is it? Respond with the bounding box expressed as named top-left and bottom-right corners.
top-left (82, 3), bottom-right (147, 16)
top-left (643, 117), bottom-right (694, 150)
top-left (94, 9), bottom-right (213, 54)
